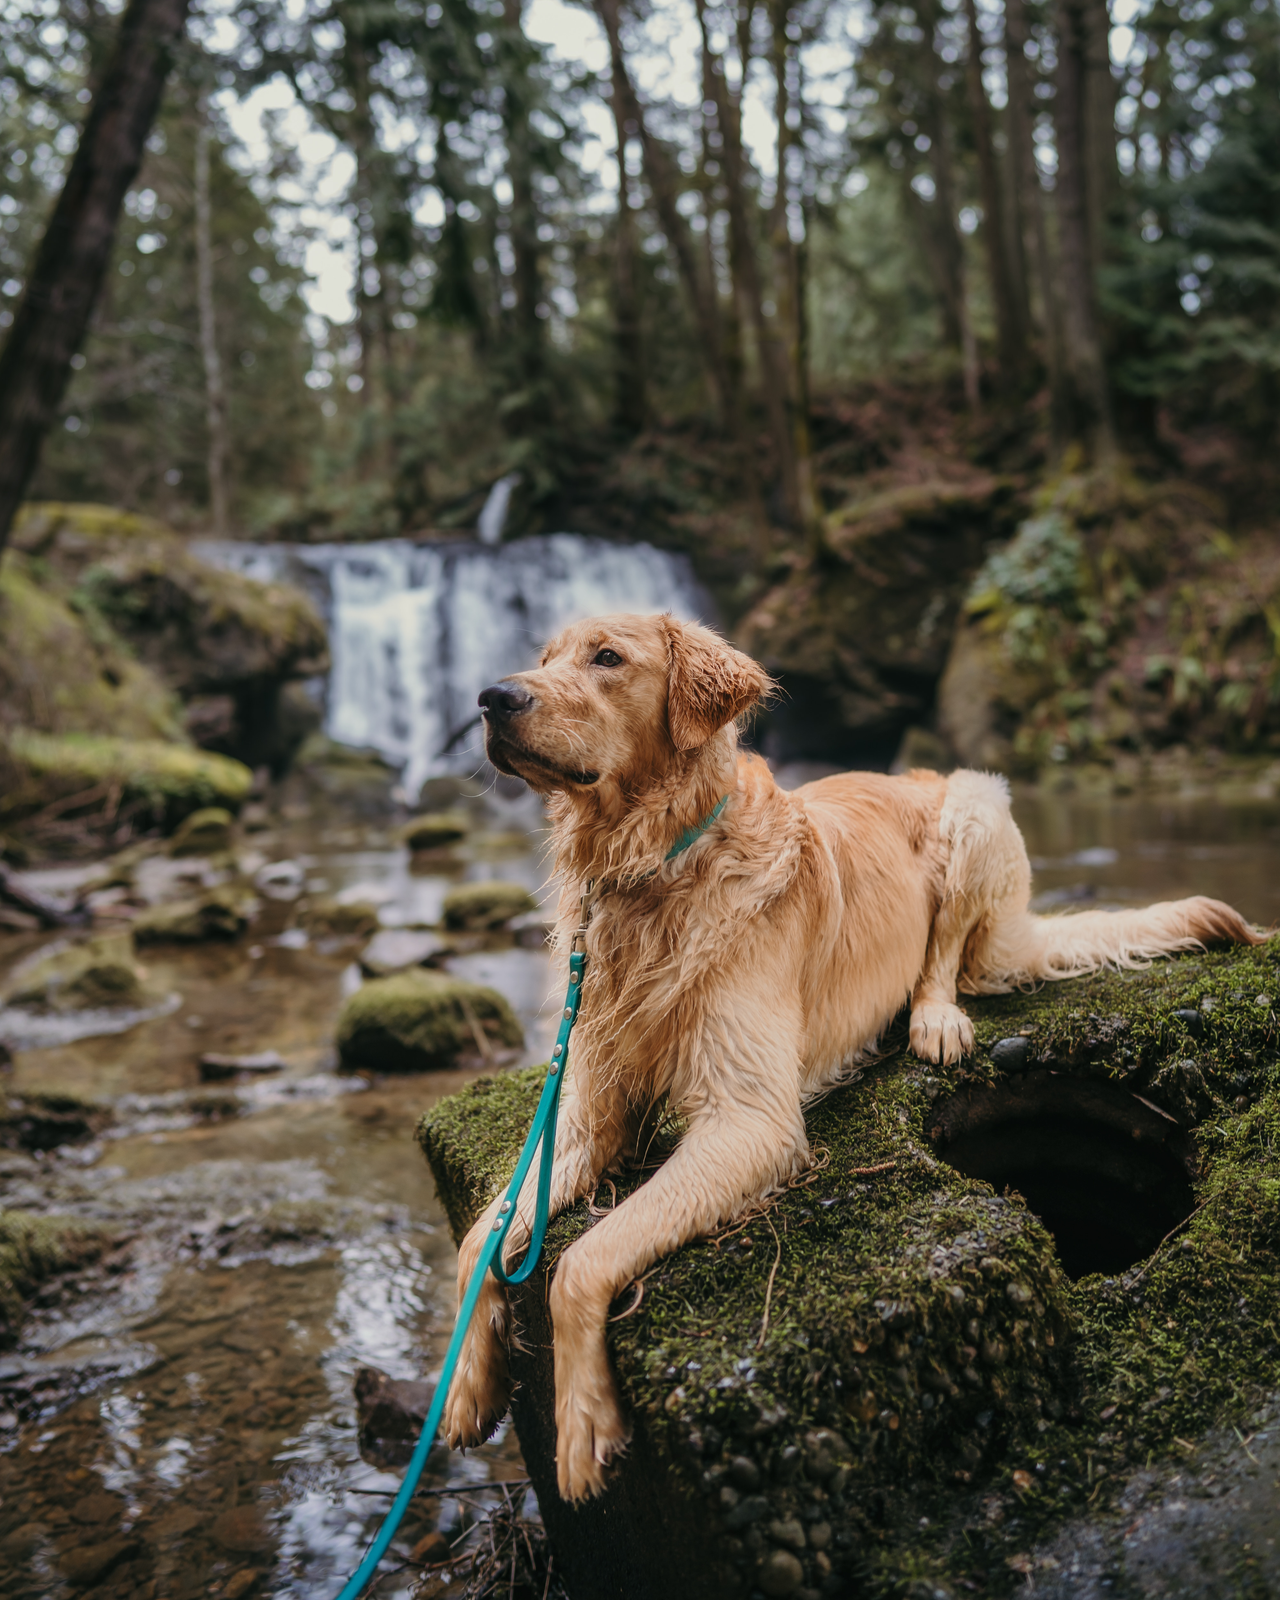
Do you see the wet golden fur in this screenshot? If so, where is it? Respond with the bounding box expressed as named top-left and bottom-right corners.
top-left (445, 612), bottom-right (1264, 1502)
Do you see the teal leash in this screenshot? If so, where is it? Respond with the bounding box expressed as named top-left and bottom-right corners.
top-left (335, 795), bottom-right (729, 1600)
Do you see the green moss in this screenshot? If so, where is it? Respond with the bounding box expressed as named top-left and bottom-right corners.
top-left (2, 933), bottom-right (154, 1010)
top-left (0, 557), bottom-right (182, 742)
top-left (0, 729), bottom-right (253, 828)
top-left (168, 806), bottom-right (235, 856)
top-left (338, 969), bottom-right (524, 1072)
top-left (442, 881), bottom-right (538, 931)
top-left (132, 885), bottom-right (252, 943)
top-left (300, 896), bottom-right (382, 938)
top-left (417, 942), bottom-right (1280, 1597)
top-left (0, 1211), bottom-right (112, 1346)
top-left (401, 811), bottom-right (470, 850)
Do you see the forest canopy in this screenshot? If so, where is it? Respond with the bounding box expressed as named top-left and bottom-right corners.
top-left (2, 0), bottom-right (1278, 544)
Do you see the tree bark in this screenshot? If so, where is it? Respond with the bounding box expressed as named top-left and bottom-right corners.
top-left (768, 0), bottom-right (820, 546)
top-left (608, 68), bottom-right (645, 433)
top-left (1082, 0), bottom-right (1120, 279)
top-left (1054, 0), bottom-right (1114, 453)
top-left (0, 0), bottom-right (190, 555)
top-left (195, 91), bottom-right (229, 538)
top-left (962, 0), bottom-right (1030, 388)
top-left (501, 0), bottom-right (545, 393)
top-left (695, 0), bottom-right (796, 526)
top-left (593, 0), bottom-right (728, 426)
top-left (1003, 0), bottom-right (1070, 452)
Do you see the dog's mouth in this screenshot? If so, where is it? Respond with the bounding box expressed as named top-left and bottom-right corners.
top-left (484, 727), bottom-right (599, 788)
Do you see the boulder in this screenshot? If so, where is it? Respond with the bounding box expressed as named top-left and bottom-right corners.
top-left (419, 941), bottom-right (1280, 1600)
top-left (300, 896), bottom-right (381, 939)
top-left (0, 1092), bottom-right (111, 1153)
top-left (9, 503), bottom-right (329, 772)
top-left (1, 729), bottom-right (253, 833)
top-left (337, 970), bottom-right (523, 1072)
top-left (2, 934), bottom-right (153, 1011)
top-left (442, 881), bottom-right (539, 932)
top-left (132, 885), bottom-right (251, 943)
top-left (401, 811), bottom-right (470, 851)
top-left (738, 476), bottom-right (1019, 767)
top-left (168, 806), bottom-right (235, 856)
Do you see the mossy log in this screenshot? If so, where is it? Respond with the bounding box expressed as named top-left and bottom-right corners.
top-left (418, 943), bottom-right (1280, 1600)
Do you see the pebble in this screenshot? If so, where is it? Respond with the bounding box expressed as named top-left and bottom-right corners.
top-left (990, 1036), bottom-right (1030, 1070)
top-left (59, 1536), bottom-right (139, 1587)
top-left (757, 1547), bottom-right (805, 1596)
top-left (808, 1521), bottom-right (832, 1550)
top-left (767, 1516), bottom-right (806, 1550)
top-left (728, 1454), bottom-right (762, 1491)
top-left (724, 1494), bottom-right (771, 1530)
top-left (1171, 1008), bottom-right (1204, 1036)
top-left (224, 1570), bottom-right (261, 1600)
top-left (210, 1505), bottom-right (272, 1553)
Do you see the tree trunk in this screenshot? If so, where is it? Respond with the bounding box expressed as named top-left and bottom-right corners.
top-left (195, 92), bottom-right (229, 538)
top-left (0, 0), bottom-right (190, 555)
top-left (502, 0), bottom-right (545, 394)
top-left (962, 0), bottom-right (1030, 388)
top-left (593, 0), bottom-right (728, 426)
top-left (768, 0), bottom-right (820, 547)
top-left (1082, 0), bottom-right (1120, 279)
top-left (1004, 0), bottom-right (1070, 452)
top-left (1054, 0), bottom-right (1114, 453)
top-left (696, 0), bottom-right (796, 529)
top-left (608, 68), bottom-right (645, 433)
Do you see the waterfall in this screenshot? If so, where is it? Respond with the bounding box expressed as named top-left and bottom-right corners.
top-left (194, 534), bottom-right (712, 798)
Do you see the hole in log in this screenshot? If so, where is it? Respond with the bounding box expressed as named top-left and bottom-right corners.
top-left (925, 1072), bottom-right (1197, 1280)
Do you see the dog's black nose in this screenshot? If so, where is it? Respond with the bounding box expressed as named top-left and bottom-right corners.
top-left (478, 681), bottom-right (534, 719)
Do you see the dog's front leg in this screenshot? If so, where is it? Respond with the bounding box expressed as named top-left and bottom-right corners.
top-left (549, 1084), bottom-right (808, 1502)
top-left (444, 1076), bottom-right (628, 1449)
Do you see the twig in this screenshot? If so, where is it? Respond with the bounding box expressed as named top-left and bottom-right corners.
top-left (850, 1161), bottom-right (897, 1178)
top-left (609, 1277), bottom-right (646, 1322)
top-left (1233, 1425), bottom-right (1260, 1465)
top-left (757, 1217), bottom-right (783, 1348)
top-left (1126, 1200), bottom-right (1209, 1287)
top-left (458, 995), bottom-right (496, 1063)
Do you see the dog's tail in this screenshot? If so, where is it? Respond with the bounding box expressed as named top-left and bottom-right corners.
top-left (963, 895), bottom-right (1269, 994)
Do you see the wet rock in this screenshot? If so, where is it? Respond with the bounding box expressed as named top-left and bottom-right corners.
top-left (169, 806), bottom-right (235, 856)
top-left (70, 1490), bottom-right (125, 1525)
top-left (337, 971), bottom-right (523, 1072)
top-left (0, 1092), bottom-right (110, 1152)
top-left (133, 885), bottom-right (251, 943)
top-left (0, 1210), bottom-right (112, 1344)
top-left (300, 895), bottom-right (381, 939)
top-left (989, 1036), bottom-right (1030, 1071)
top-left (198, 1051), bottom-right (286, 1082)
top-left (223, 1570), bottom-right (261, 1600)
top-left (359, 927), bottom-right (451, 978)
top-left (59, 1535), bottom-right (139, 1588)
top-left (419, 941), bottom-right (1280, 1600)
top-left (2, 933), bottom-right (152, 1011)
top-left (210, 1504), bottom-right (272, 1553)
top-left (255, 859), bottom-right (305, 900)
top-left (402, 811), bottom-right (470, 851)
top-left (354, 1364), bottom-right (434, 1465)
top-left (442, 881), bottom-right (539, 932)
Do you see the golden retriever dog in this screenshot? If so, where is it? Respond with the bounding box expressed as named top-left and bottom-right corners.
top-left (444, 612), bottom-right (1262, 1501)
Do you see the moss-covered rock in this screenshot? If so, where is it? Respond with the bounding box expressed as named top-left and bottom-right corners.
top-left (2, 933), bottom-right (154, 1011)
top-left (401, 811), bottom-right (470, 851)
top-left (0, 1090), bottom-right (112, 1152)
top-left (0, 556), bottom-right (182, 743)
top-left (338, 970), bottom-right (523, 1072)
top-left (738, 476), bottom-right (1019, 766)
top-left (442, 881), bottom-right (539, 932)
top-left (168, 806), bottom-right (235, 856)
top-left (418, 942), bottom-right (1280, 1600)
top-left (132, 885), bottom-right (252, 943)
top-left (300, 896), bottom-right (382, 939)
top-left (0, 1211), bottom-right (113, 1346)
top-left (0, 728), bottom-right (253, 835)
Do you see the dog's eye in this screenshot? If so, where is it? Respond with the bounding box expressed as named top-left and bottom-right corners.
top-left (592, 648), bottom-right (623, 668)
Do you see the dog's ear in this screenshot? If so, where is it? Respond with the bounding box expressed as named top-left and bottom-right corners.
top-left (663, 617), bottom-right (770, 752)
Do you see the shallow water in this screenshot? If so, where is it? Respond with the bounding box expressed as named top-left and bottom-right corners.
top-left (1, 784), bottom-right (1278, 1599)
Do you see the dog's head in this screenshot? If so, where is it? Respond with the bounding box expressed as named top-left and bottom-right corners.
top-left (478, 613), bottom-right (769, 796)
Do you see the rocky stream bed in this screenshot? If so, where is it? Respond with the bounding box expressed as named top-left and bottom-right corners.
top-left (0, 783), bottom-right (1278, 1600)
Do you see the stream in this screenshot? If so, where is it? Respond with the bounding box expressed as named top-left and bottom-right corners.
top-left (1, 781), bottom-right (1278, 1600)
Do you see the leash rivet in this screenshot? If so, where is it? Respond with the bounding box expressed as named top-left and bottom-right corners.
top-left (500, 1200), bottom-right (512, 1214)
top-left (563, 1007), bottom-right (573, 1019)
top-left (553, 1044), bottom-right (562, 1056)
top-left (549, 1063), bottom-right (559, 1075)
top-left (492, 1217), bottom-right (503, 1231)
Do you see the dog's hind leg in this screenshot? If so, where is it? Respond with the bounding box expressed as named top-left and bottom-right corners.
top-left (910, 770), bottom-right (1030, 1065)
top-left (548, 1051), bottom-right (809, 1501)
top-left (444, 1076), bottom-right (630, 1451)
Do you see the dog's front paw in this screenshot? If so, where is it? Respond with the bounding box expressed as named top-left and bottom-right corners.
top-left (909, 1001), bottom-right (974, 1066)
top-left (443, 1328), bottom-right (512, 1448)
top-left (555, 1382), bottom-right (631, 1502)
